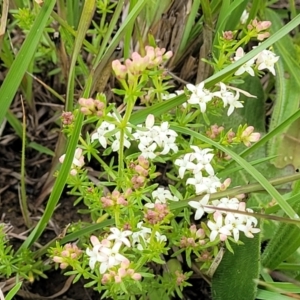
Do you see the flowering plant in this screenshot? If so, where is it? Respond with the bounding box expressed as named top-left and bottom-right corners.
top-left (47, 11), bottom-right (292, 300)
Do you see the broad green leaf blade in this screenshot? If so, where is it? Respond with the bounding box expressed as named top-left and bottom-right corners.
top-left (262, 181), bottom-right (300, 270)
top-left (265, 9), bottom-right (300, 169)
top-left (212, 234), bottom-right (260, 300)
top-left (0, 0), bottom-right (57, 125)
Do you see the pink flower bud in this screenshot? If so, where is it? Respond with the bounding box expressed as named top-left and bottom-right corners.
top-left (131, 273), bottom-right (142, 281)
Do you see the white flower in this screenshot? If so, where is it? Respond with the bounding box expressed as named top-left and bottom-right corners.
top-left (111, 130), bottom-right (132, 152)
top-left (216, 197), bottom-right (240, 210)
top-left (190, 146), bottom-right (215, 176)
top-left (174, 154), bottom-right (195, 179)
top-left (155, 231), bottom-right (167, 242)
top-left (224, 213), bottom-right (244, 242)
top-left (233, 47), bottom-right (255, 76)
top-left (240, 10), bottom-right (249, 24)
top-left (59, 148), bottom-right (85, 176)
top-left (107, 227), bottom-right (132, 248)
top-left (161, 90), bottom-right (184, 100)
top-left (226, 90), bottom-right (243, 116)
top-left (187, 173), bottom-right (220, 195)
top-left (97, 242), bottom-right (128, 274)
top-left (152, 187), bottom-right (179, 203)
top-left (238, 219), bottom-right (260, 238)
top-left (86, 236), bottom-right (106, 270)
top-left (91, 121), bottom-right (115, 148)
top-left (132, 222), bottom-right (152, 250)
top-left (188, 194), bottom-right (214, 220)
top-left (138, 142), bottom-right (157, 159)
top-left (256, 49), bottom-right (279, 75)
top-left (133, 114), bottom-right (178, 159)
top-left (207, 212), bottom-right (233, 242)
top-left (186, 82), bottom-right (213, 113)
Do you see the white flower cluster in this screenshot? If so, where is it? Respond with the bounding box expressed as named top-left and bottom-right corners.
top-left (86, 227), bottom-right (132, 274)
top-left (186, 81), bottom-right (254, 116)
top-left (132, 222), bottom-right (167, 250)
top-left (234, 47), bottom-right (279, 76)
top-left (175, 146), bottom-right (221, 195)
top-left (189, 195), bottom-right (260, 242)
top-left (91, 114), bottom-right (132, 152)
top-left (91, 114), bottom-right (178, 159)
top-left (133, 114), bottom-right (178, 159)
top-left (145, 187), bottom-right (179, 208)
top-left (185, 48), bottom-right (278, 116)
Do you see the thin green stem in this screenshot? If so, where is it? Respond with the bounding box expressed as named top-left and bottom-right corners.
top-left (170, 173), bottom-right (300, 211)
top-left (79, 136), bottom-right (117, 180)
top-left (20, 98), bottom-right (31, 228)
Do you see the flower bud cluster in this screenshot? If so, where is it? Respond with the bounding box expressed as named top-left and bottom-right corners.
top-left (206, 124), bottom-right (224, 139)
top-left (101, 189), bottom-right (131, 208)
top-left (112, 46), bottom-right (172, 82)
top-left (78, 97), bottom-right (105, 117)
top-left (179, 225), bottom-right (206, 248)
top-left (52, 243), bottom-right (82, 269)
top-left (247, 19), bottom-right (271, 41)
top-left (101, 259), bottom-right (141, 284)
top-left (144, 203), bottom-right (170, 225)
top-left (130, 156), bottom-right (150, 189)
top-left (61, 111), bottom-right (74, 125)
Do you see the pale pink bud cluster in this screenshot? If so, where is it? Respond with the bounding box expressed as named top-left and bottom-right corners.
top-left (144, 46), bottom-right (173, 68)
top-left (101, 259), bottom-right (141, 284)
top-left (175, 270), bottom-right (188, 286)
top-left (241, 126), bottom-right (261, 147)
top-left (144, 203), bottom-right (169, 225)
top-left (223, 31), bottom-right (234, 41)
top-left (180, 225), bottom-right (206, 248)
top-left (206, 124), bottom-right (224, 139)
top-left (59, 148), bottom-right (85, 176)
top-left (130, 156), bottom-right (150, 190)
top-left (100, 189), bottom-right (131, 208)
top-left (52, 243), bottom-right (82, 269)
top-left (61, 111), bottom-right (74, 125)
top-left (112, 47), bottom-right (173, 82)
top-left (78, 97), bottom-right (105, 117)
top-left (247, 19), bottom-right (271, 41)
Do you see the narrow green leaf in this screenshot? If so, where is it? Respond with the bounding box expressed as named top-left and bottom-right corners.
top-left (4, 282), bottom-right (23, 300)
top-left (0, 0), bottom-right (57, 125)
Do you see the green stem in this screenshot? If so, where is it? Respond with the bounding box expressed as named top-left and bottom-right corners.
top-left (117, 94), bottom-right (136, 188)
top-left (79, 136), bottom-right (117, 180)
top-left (170, 173), bottom-right (300, 211)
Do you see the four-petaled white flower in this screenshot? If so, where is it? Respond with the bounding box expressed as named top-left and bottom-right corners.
top-left (207, 212), bottom-right (233, 242)
top-left (91, 121), bottom-right (115, 148)
top-left (107, 227), bottom-right (132, 248)
top-left (174, 154), bottom-right (195, 179)
top-left (233, 47), bottom-right (256, 76)
top-left (152, 187), bottom-right (179, 203)
top-left (86, 236), bottom-right (110, 270)
top-left (256, 49), bottom-right (279, 76)
top-left (188, 194), bottom-right (214, 220)
top-left (186, 82), bottom-right (213, 113)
